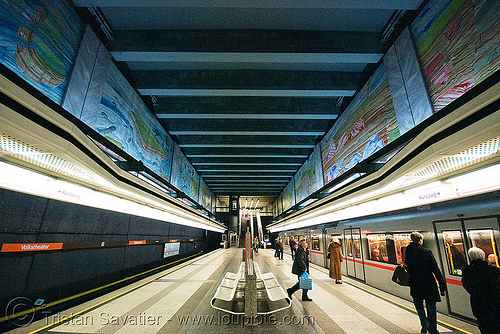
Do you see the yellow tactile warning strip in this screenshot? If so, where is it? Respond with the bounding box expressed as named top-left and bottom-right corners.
top-left (308, 261), bottom-right (475, 334)
top-left (20, 250), bottom-right (219, 334)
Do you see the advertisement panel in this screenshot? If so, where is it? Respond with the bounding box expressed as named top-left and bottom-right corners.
top-left (164, 242), bottom-right (180, 258)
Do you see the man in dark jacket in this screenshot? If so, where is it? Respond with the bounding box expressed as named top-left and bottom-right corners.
top-left (286, 239), bottom-right (312, 301)
top-left (290, 237), bottom-right (297, 260)
top-left (405, 232), bottom-right (446, 334)
top-left (462, 247), bottom-right (500, 334)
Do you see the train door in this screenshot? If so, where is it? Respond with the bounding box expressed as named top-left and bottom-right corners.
top-left (344, 228), bottom-right (365, 281)
top-left (324, 230), bottom-right (342, 269)
top-left (434, 217), bottom-right (500, 319)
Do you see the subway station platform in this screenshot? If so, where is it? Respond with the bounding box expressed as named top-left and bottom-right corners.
top-left (12, 248), bottom-right (480, 334)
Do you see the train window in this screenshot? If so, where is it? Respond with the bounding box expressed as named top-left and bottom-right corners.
top-left (367, 234), bottom-right (388, 263)
top-left (442, 231), bottom-right (467, 276)
top-left (393, 233), bottom-right (411, 264)
top-left (352, 233), bottom-right (361, 259)
top-left (311, 236), bottom-right (320, 251)
top-left (468, 229), bottom-right (499, 268)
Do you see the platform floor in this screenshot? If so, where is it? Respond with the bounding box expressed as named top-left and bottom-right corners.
top-left (13, 248), bottom-right (480, 334)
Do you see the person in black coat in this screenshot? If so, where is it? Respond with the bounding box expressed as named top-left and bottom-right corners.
top-left (277, 237), bottom-right (284, 260)
top-left (290, 237), bottom-right (297, 260)
top-left (405, 232), bottom-right (446, 334)
top-left (286, 239), bottom-right (312, 301)
top-left (462, 247), bottom-right (500, 334)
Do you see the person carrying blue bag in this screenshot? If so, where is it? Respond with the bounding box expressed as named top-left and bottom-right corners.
top-left (287, 239), bottom-right (312, 301)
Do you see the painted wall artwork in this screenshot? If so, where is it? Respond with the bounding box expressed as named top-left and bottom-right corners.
top-left (411, 0), bottom-right (500, 112)
top-left (81, 63), bottom-right (175, 181)
top-left (171, 144), bottom-right (200, 202)
top-left (199, 177), bottom-right (213, 212)
top-left (321, 65), bottom-right (400, 185)
top-left (281, 178), bottom-right (295, 212)
top-left (295, 144), bottom-right (324, 203)
top-left (0, 0), bottom-right (84, 103)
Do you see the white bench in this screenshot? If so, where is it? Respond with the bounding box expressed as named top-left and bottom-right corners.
top-left (254, 262), bottom-right (291, 304)
top-left (211, 261), bottom-right (291, 314)
top-left (211, 262), bottom-right (245, 304)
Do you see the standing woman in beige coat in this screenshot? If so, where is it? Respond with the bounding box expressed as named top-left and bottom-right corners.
top-left (328, 237), bottom-right (343, 284)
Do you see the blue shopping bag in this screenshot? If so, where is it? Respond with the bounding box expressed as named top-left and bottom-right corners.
top-left (299, 271), bottom-right (312, 290)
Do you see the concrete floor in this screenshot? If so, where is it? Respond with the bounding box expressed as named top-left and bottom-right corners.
top-left (12, 248), bottom-right (480, 334)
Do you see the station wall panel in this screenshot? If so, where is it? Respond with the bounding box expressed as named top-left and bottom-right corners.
top-left (0, 188), bottom-right (216, 315)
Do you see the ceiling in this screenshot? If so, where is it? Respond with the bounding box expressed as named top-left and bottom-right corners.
top-left (73, 0), bottom-right (424, 211)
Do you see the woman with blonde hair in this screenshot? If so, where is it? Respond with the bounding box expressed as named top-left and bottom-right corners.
top-left (328, 237), bottom-right (343, 284)
top-left (462, 247), bottom-right (500, 334)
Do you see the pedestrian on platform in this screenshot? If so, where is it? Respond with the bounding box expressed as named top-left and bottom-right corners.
top-left (287, 239), bottom-right (312, 301)
top-left (290, 237), bottom-right (297, 260)
top-left (276, 237), bottom-right (284, 260)
top-left (328, 237), bottom-right (343, 284)
top-left (462, 247), bottom-right (500, 334)
top-left (253, 236), bottom-right (259, 253)
top-left (405, 232), bottom-right (446, 334)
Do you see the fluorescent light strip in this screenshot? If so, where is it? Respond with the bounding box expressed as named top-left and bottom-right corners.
top-left (0, 162), bottom-right (225, 233)
top-left (211, 186), bottom-right (284, 189)
top-left (186, 154), bottom-right (309, 158)
top-left (157, 114), bottom-right (337, 120)
top-left (192, 162), bottom-right (302, 166)
top-left (180, 144), bottom-right (315, 148)
top-left (268, 164), bottom-right (500, 233)
top-left (208, 184), bottom-right (286, 187)
top-left (202, 175), bottom-right (292, 178)
top-left (207, 180), bottom-right (288, 184)
top-left (197, 170), bottom-right (297, 172)
top-left (170, 131), bottom-right (324, 136)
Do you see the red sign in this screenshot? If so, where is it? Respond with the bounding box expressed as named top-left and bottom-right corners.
top-left (1, 243), bottom-right (64, 252)
top-left (128, 240), bottom-right (146, 245)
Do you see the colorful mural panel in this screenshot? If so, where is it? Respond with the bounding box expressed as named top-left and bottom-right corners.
top-left (321, 65), bottom-right (400, 185)
top-left (171, 144), bottom-right (200, 202)
top-left (281, 179), bottom-right (295, 212)
top-left (199, 177), bottom-right (213, 212)
top-left (295, 144), bottom-right (324, 203)
top-left (411, 0), bottom-right (500, 112)
top-left (81, 63), bottom-right (175, 181)
top-left (0, 0), bottom-right (84, 103)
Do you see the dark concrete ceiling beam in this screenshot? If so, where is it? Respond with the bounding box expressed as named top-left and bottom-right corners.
top-left (160, 119), bottom-right (330, 133)
top-left (184, 148), bottom-right (312, 156)
top-left (111, 29), bottom-right (384, 54)
top-left (154, 96), bottom-right (341, 115)
top-left (133, 70), bottom-right (362, 91)
top-left (75, 1), bottom-right (422, 10)
top-left (175, 136), bottom-right (318, 146)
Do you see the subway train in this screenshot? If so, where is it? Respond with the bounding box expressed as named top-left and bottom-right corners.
top-left (279, 190), bottom-right (500, 321)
